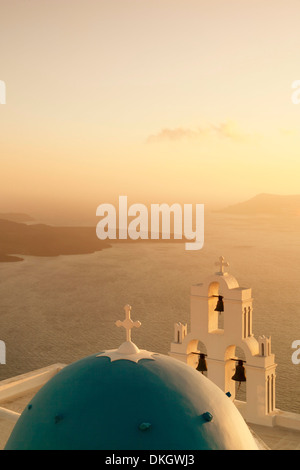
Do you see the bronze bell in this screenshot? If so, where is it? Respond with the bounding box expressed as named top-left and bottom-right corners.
top-left (192, 352), bottom-right (208, 374)
top-left (214, 295), bottom-right (224, 313)
top-left (231, 359), bottom-right (246, 388)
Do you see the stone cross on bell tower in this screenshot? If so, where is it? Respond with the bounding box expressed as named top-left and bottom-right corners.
top-left (215, 256), bottom-right (229, 275)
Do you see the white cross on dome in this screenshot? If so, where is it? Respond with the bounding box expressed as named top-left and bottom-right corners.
top-left (115, 304), bottom-right (141, 342)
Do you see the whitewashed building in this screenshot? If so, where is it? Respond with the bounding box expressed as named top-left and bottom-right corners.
top-left (169, 256), bottom-right (298, 429)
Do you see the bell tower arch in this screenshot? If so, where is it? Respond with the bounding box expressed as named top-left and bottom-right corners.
top-left (169, 256), bottom-right (277, 427)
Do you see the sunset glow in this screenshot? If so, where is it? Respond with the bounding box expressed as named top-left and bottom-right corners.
top-left (1, 0), bottom-right (300, 224)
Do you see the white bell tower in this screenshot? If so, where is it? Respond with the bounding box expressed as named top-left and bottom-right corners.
top-left (169, 256), bottom-right (277, 426)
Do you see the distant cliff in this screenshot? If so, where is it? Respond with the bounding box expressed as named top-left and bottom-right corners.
top-left (219, 194), bottom-right (300, 216)
top-left (0, 219), bottom-right (111, 262)
top-left (0, 213), bottom-right (35, 223)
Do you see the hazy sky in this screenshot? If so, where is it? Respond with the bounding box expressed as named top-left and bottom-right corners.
top-left (1, 0), bottom-right (300, 224)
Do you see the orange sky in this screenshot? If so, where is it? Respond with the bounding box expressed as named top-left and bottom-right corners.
top-left (1, 0), bottom-right (300, 225)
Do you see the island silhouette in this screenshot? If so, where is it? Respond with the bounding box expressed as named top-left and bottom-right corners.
top-left (0, 217), bottom-right (184, 262)
top-left (1, 194), bottom-right (300, 262)
top-left (219, 193), bottom-right (300, 217)
top-left (0, 219), bottom-right (111, 262)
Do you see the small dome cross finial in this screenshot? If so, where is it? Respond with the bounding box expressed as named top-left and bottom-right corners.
top-left (215, 256), bottom-right (229, 275)
top-left (97, 304), bottom-right (157, 361)
top-left (115, 304), bottom-right (141, 343)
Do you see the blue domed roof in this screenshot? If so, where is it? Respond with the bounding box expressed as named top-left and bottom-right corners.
top-left (5, 347), bottom-right (258, 450)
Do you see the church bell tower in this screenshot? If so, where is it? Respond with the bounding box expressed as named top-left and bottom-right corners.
top-left (169, 256), bottom-right (277, 426)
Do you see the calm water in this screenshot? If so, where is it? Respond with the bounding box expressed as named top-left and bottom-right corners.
top-left (0, 214), bottom-right (299, 413)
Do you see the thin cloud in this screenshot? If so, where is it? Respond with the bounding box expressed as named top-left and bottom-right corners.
top-left (147, 127), bottom-right (201, 143)
top-left (146, 120), bottom-right (248, 144)
top-left (211, 121), bottom-right (247, 141)
top-left (279, 128), bottom-right (299, 137)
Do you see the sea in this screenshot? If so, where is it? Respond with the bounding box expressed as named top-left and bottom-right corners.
top-left (0, 213), bottom-right (299, 414)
